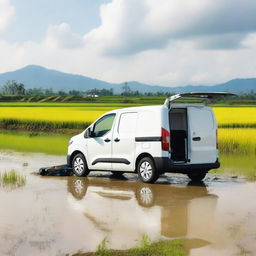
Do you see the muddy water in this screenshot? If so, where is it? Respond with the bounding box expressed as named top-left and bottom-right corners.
top-left (0, 151), bottom-right (256, 256)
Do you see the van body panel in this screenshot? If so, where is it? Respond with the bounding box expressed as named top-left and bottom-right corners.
top-left (134, 106), bottom-right (169, 160)
top-left (136, 109), bottom-right (161, 137)
top-left (86, 135), bottom-right (113, 170)
top-left (68, 133), bottom-right (87, 165)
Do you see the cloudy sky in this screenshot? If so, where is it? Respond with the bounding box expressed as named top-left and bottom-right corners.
top-left (0, 0), bottom-right (256, 86)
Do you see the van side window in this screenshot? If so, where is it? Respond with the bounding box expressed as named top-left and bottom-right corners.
top-left (93, 114), bottom-right (116, 137)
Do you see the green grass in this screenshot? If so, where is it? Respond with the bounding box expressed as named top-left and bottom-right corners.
top-left (211, 154), bottom-right (256, 180)
top-left (0, 131), bottom-right (69, 155)
top-left (0, 169), bottom-right (26, 188)
top-left (78, 236), bottom-right (187, 256)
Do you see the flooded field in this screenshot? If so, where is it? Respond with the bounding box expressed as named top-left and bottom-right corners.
top-left (0, 150), bottom-right (256, 256)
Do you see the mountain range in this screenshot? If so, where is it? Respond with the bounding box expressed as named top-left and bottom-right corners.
top-left (0, 65), bottom-right (255, 94)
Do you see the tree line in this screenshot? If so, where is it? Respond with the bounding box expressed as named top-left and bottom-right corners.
top-left (0, 80), bottom-right (256, 99)
top-left (0, 80), bottom-right (174, 97)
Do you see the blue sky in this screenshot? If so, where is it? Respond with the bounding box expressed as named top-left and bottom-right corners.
top-left (7, 0), bottom-right (110, 42)
top-left (0, 0), bottom-right (256, 86)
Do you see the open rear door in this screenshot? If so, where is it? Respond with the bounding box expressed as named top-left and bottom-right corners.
top-left (166, 92), bottom-right (236, 164)
top-left (165, 92), bottom-right (236, 107)
top-left (187, 106), bottom-right (217, 164)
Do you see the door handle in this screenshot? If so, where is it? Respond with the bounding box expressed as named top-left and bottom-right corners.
top-left (114, 138), bottom-right (120, 142)
top-left (193, 137), bottom-right (201, 141)
top-left (104, 138), bottom-right (111, 143)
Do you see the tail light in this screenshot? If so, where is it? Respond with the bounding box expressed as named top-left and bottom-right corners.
top-left (216, 129), bottom-right (218, 149)
top-left (161, 128), bottom-right (170, 151)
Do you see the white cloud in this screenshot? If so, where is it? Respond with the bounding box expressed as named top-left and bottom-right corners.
top-left (85, 0), bottom-right (256, 55)
top-left (0, 35), bottom-right (256, 87)
top-left (0, 0), bottom-right (256, 88)
top-left (44, 23), bottom-right (84, 49)
top-left (0, 0), bottom-right (15, 35)
top-left (242, 33), bottom-right (256, 48)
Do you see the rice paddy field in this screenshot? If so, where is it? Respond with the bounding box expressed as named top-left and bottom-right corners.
top-left (218, 128), bottom-right (256, 154)
top-left (0, 102), bottom-right (255, 127)
top-left (0, 103), bottom-right (113, 123)
top-left (0, 101), bottom-right (255, 156)
top-left (213, 107), bottom-right (256, 128)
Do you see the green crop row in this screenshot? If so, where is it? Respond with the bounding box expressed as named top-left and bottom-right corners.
top-left (0, 119), bottom-right (88, 134)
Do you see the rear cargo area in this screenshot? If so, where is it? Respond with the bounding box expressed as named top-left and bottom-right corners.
top-left (169, 108), bottom-right (188, 162)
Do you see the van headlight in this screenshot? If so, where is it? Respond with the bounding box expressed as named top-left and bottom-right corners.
top-left (68, 139), bottom-right (73, 146)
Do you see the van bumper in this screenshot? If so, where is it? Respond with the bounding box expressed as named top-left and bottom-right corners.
top-left (153, 157), bottom-right (220, 174)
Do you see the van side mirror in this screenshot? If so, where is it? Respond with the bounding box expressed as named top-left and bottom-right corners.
top-left (84, 127), bottom-right (94, 138)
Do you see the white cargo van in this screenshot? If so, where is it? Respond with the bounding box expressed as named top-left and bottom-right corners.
top-left (67, 92), bottom-right (234, 183)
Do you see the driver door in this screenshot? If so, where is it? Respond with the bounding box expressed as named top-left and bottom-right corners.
top-left (86, 113), bottom-right (116, 170)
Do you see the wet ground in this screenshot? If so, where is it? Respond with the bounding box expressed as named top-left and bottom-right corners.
top-left (0, 150), bottom-right (256, 256)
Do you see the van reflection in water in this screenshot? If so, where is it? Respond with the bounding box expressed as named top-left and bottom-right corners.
top-left (67, 175), bottom-right (217, 252)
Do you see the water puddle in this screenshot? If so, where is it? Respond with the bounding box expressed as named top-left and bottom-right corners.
top-left (0, 151), bottom-right (256, 256)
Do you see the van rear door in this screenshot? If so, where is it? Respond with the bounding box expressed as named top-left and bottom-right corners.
top-left (187, 107), bottom-right (217, 164)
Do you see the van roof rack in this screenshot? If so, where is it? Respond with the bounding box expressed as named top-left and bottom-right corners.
top-left (164, 92), bottom-right (236, 108)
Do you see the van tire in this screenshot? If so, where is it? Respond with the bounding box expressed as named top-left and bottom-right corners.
top-left (187, 171), bottom-right (207, 182)
top-left (137, 157), bottom-right (159, 183)
top-left (72, 153), bottom-right (90, 177)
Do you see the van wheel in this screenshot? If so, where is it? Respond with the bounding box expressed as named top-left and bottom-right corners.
top-left (137, 157), bottom-right (159, 183)
top-left (72, 153), bottom-right (90, 177)
top-left (187, 171), bottom-right (207, 182)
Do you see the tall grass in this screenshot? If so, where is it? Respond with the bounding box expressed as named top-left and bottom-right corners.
top-left (96, 237), bottom-right (109, 256)
top-left (92, 235), bottom-right (186, 256)
top-left (0, 118), bottom-right (88, 133)
top-left (0, 169), bottom-right (26, 189)
top-left (218, 128), bottom-right (256, 155)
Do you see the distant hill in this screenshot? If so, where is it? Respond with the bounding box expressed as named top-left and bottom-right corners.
top-left (0, 65), bottom-right (255, 94)
top-left (0, 65), bottom-right (114, 92)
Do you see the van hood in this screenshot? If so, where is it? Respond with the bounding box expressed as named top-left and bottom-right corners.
top-left (69, 132), bottom-right (84, 145)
